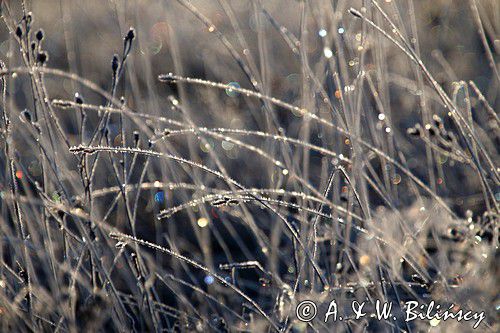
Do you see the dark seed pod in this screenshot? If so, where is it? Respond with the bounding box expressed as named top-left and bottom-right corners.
top-left (25, 13), bottom-right (33, 28)
top-left (35, 29), bottom-right (44, 41)
top-left (15, 25), bottom-right (23, 38)
top-left (19, 269), bottom-right (28, 283)
top-left (111, 54), bottom-right (119, 73)
top-left (21, 109), bottom-right (32, 122)
top-left (407, 126), bottom-right (421, 137)
top-left (427, 126), bottom-right (437, 136)
top-left (74, 93), bottom-right (84, 104)
top-left (122, 28), bottom-right (136, 57)
top-left (348, 8), bottom-right (363, 18)
top-left (432, 114), bottom-right (443, 128)
top-left (36, 51), bottom-right (48, 65)
top-left (125, 28), bottom-right (135, 42)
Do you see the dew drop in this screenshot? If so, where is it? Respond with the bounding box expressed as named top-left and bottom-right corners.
top-left (225, 82), bottom-right (240, 97)
top-left (204, 275), bottom-right (214, 285)
top-left (155, 191), bottom-right (165, 203)
top-left (392, 174), bottom-right (401, 185)
top-left (323, 47), bottom-right (333, 58)
top-left (197, 217), bottom-right (209, 228)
